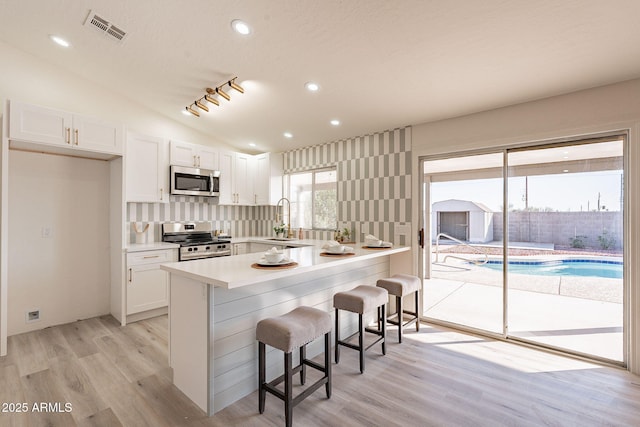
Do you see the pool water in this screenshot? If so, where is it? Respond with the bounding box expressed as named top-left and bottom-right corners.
top-left (478, 259), bottom-right (623, 279)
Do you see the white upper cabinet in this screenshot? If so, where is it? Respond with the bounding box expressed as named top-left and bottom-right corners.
top-left (219, 151), bottom-right (282, 206)
top-left (125, 133), bottom-right (169, 203)
top-left (254, 153), bottom-right (283, 205)
top-left (9, 100), bottom-right (123, 156)
top-left (219, 151), bottom-right (254, 205)
top-left (169, 140), bottom-right (218, 170)
top-left (235, 152), bottom-right (254, 205)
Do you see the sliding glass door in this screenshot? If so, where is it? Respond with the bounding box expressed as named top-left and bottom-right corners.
top-left (506, 140), bottom-right (624, 361)
top-left (422, 152), bottom-right (504, 334)
top-left (421, 136), bottom-right (626, 364)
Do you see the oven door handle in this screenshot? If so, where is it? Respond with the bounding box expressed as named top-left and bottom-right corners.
top-left (210, 173), bottom-right (214, 196)
top-left (214, 249), bottom-right (231, 257)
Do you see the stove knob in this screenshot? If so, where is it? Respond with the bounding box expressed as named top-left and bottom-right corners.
top-left (187, 248), bottom-right (193, 252)
top-left (206, 246), bottom-right (211, 250)
top-left (193, 247), bottom-right (198, 251)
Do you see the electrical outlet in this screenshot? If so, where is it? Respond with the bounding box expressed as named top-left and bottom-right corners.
top-left (26, 309), bottom-right (40, 323)
top-left (41, 227), bottom-right (52, 238)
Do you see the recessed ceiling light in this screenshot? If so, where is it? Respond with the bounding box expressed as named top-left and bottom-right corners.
top-left (284, 132), bottom-right (293, 138)
top-left (305, 82), bottom-right (320, 92)
top-left (330, 119), bottom-right (340, 126)
top-left (249, 142), bottom-right (256, 147)
top-left (231, 19), bottom-right (251, 35)
top-left (49, 35), bottom-right (70, 47)
top-left (563, 169), bottom-right (569, 173)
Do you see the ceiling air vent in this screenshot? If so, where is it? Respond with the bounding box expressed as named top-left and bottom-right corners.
top-left (84, 11), bottom-right (127, 43)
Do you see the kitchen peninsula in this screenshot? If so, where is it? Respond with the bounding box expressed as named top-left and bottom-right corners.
top-left (160, 240), bottom-right (410, 415)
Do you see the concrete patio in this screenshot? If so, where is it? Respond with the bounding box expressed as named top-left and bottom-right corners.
top-left (424, 253), bottom-right (624, 362)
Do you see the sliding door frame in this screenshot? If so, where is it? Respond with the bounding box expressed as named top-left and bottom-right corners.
top-left (419, 130), bottom-right (629, 367)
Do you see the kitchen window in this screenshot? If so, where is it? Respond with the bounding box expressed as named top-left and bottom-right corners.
top-left (286, 168), bottom-right (337, 230)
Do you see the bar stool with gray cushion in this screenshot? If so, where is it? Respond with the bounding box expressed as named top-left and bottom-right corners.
top-left (376, 274), bottom-right (421, 343)
top-left (256, 306), bottom-right (332, 427)
top-left (333, 285), bottom-right (388, 373)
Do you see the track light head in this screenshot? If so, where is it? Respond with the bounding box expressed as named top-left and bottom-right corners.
top-left (216, 87), bottom-right (231, 101)
top-left (229, 78), bottom-right (244, 94)
top-left (195, 99), bottom-right (209, 112)
top-left (205, 89), bottom-right (220, 106)
top-left (186, 105), bottom-right (200, 117)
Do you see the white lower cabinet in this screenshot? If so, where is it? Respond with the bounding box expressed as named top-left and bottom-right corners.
top-left (126, 249), bottom-right (177, 315)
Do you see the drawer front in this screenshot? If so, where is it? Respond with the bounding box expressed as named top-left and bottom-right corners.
top-left (127, 249), bottom-right (177, 266)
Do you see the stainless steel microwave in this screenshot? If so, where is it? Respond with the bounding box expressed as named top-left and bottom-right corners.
top-left (170, 165), bottom-right (220, 197)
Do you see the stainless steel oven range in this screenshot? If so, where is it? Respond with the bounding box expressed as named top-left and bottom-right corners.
top-left (162, 221), bottom-right (231, 261)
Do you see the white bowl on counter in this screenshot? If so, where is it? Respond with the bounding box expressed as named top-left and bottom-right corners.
top-left (326, 245), bottom-right (346, 254)
top-left (264, 251), bottom-right (285, 263)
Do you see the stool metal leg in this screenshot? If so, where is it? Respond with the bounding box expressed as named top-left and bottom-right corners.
top-left (358, 313), bottom-right (364, 373)
top-left (285, 352), bottom-right (293, 427)
top-left (325, 331), bottom-right (332, 398)
top-left (300, 345), bottom-right (306, 385)
top-left (397, 295), bottom-right (403, 343)
top-left (415, 290), bottom-right (420, 331)
top-left (381, 304), bottom-right (386, 355)
top-left (258, 342), bottom-right (266, 414)
top-left (334, 308), bottom-right (340, 363)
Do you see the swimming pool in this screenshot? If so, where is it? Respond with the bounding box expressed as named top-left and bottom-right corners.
top-left (477, 259), bottom-right (623, 279)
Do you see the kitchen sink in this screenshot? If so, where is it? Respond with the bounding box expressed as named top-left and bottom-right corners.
top-left (266, 237), bottom-right (296, 241)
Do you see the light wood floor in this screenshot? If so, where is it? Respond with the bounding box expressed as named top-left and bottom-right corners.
top-left (1, 315), bottom-right (639, 426)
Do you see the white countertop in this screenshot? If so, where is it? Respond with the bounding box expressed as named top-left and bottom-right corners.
top-left (160, 240), bottom-right (409, 289)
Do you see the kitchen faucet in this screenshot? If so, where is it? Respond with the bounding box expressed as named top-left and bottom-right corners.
top-left (275, 197), bottom-right (293, 238)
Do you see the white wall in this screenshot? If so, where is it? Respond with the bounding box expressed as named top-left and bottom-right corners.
top-left (8, 151), bottom-right (111, 335)
top-left (412, 78), bottom-right (640, 374)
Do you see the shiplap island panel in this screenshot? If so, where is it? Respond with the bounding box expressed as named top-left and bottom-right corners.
top-left (160, 241), bottom-right (411, 415)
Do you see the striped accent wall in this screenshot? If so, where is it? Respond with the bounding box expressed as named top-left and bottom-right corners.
top-left (283, 127), bottom-right (412, 245)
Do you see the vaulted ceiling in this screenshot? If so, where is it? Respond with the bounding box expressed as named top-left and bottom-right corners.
top-left (2, 0), bottom-right (640, 153)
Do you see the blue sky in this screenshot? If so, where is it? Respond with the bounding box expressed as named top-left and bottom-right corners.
top-left (431, 170), bottom-right (623, 212)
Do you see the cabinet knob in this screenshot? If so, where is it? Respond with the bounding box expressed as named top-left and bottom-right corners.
top-left (160, 188), bottom-right (164, 200)
top-left (65, 127), bottom-right (71, 144)
top-left (74, 129), bottom-right (79, 145)
top-left (128, 268), bottom-right (132, 282)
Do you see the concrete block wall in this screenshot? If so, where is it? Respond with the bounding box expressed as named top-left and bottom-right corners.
top-left (492, 211), bottom-right (622, 250)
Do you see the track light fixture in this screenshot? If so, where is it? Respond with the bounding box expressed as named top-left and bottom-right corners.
top-left (195, 99), bottom-right (209, 112)
top-left (184, 76), bottom-right (244, 117)
top-left (204, 92), bottom-right (219, 106)
top-left (228, 78), bottom-right (244, 94)
top-left (186, 105), bottom-right (200, 117)
top-left (216, 87), bottom-right (231, 101)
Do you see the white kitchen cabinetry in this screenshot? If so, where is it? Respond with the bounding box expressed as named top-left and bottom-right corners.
top-left (125, 133), bottom-right (169, 203)
top-left (219, 151), bottom-right (254, 205)
top-left (126, 249), bottom-right (177, 316)
top-left (170, 140), bottom-right (218, 170)
top-left (9, 100), bottom-right (123, 156)
top-left (254, 153), bottom-right (283, 205)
